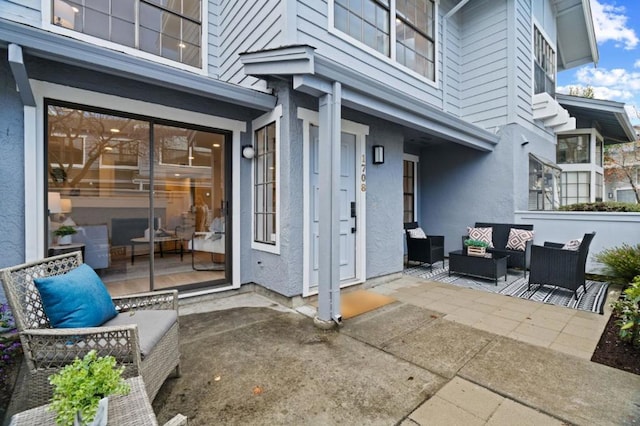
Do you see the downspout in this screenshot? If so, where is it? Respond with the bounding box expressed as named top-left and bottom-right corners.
top-left (442, 0), bottom-right (471, 113)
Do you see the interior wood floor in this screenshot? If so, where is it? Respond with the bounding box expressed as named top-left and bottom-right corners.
top-left (100, 250), bottom-right (226, 297)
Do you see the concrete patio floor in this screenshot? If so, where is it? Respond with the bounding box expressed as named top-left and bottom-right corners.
top-left (163, 274), bottom-right (640, 425)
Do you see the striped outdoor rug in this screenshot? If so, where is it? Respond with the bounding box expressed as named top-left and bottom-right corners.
top-left (404, 263), bottom-right (609, 314)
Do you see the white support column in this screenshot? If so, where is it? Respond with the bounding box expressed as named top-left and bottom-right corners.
top-left (315, 81), bottom-right (342, 327)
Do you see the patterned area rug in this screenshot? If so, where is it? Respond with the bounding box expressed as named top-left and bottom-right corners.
top-left (404, 262), bottom-right (609, 314)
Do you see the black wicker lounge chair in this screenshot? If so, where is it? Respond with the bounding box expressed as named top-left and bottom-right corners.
top-left (528, 232), bottom-right (596, 299)
top-left (404, 222), bottom-right (445, 269)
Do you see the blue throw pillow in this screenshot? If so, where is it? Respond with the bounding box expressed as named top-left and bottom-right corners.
top-left (34, 263), bottom-right (118, 328)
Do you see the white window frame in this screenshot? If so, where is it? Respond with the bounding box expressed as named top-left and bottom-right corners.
top-left (251, 105), bottom-right (283, 254)
top-left (531, 20), bottom-right (556, 96)
top-left (41, 0), bottom-right (208, 75)
top-left (327, 0), bottom-right (439, 87)
top-left (25, 81), bottom-right (245, 292)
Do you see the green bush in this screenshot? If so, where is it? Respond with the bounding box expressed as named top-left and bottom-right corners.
top-left (559, 202), bottom-right (640, 212)
top-left (594, 244), bottom-right (640, 285)
top-left (611, 276), bottom-right (640, 347)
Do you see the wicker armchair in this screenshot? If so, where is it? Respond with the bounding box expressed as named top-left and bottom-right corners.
top-left (527, 232), bottom-right (596, 299)
top-left (404, 222), bottom-right (445, 269)
top-left (0, 252), bottom-right (180, 414)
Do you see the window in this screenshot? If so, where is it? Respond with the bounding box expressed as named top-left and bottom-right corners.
top-left (52, 0), bottom-right (202, 67)
top-left (254, 123), bottom-right (276, 245)
top-left (333, 0), bottom-right (436, 80)
top-left (534, 26), bottom-right (555, 96)
top-left (252, 106), bottom-right (282, 250)
top-left (403, 158), bottom-right (416, 223)
top-left (561, 171), bottom-right (590, 205)
top-left (595, 172), bottom-right (603, 202)
top-left (595, 136), bottom-right (603, 167)
top-left (528, 154), bottom-right (561, 210)
top-left (101, 140), bottom-right (139, 168)
top-left (557, 134), bottom-right (589, 164)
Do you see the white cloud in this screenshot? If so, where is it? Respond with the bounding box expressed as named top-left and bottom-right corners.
top-left (574, 67), bottom-right (640, 91)
top-left (590, 0), bottom-right (638, 50)
top-left (635, 59), bottom-right (640, 68)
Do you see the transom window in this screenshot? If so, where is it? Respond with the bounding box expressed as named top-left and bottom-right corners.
top-left (52, 0), bottom-right (202, 67)
top-left (534, 26), bottom-right (555, 96)
top-left (333, 0), bottom-right (436, 80)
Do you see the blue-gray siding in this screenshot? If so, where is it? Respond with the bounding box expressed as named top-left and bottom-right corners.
top-left (216, 0), bottom-right (283, 91)
top-left (0, 0), bottom-right (40, 26)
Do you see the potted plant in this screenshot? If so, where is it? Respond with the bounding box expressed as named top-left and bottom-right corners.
top-left (48, 350), bottom-right (130, 426)
top-left (53, 225), bottom-right (77, 245)
top-left (464, 239), bottom-right (490, 257)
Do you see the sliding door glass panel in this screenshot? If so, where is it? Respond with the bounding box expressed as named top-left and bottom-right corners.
top-left (47, 103), bottom-right (152, 296)
top-left (46, 102), bottom-right (230, 295)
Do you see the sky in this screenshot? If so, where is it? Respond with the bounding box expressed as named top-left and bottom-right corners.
top-left (556, 0), bottom-right (640, 126)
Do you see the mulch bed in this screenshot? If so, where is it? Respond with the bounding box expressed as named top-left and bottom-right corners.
top-left (591, 312), bottom-right (640, 376)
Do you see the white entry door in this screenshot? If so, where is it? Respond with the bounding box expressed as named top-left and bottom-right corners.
top-left (309, 125), bottom-right (357, 291)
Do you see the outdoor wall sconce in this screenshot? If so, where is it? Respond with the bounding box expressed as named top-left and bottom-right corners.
top-left (372, 145), bottom-right (384, 164)
top-left (242, 145), bottom-right (255, 159)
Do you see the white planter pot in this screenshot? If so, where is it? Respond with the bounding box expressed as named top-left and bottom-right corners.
top-left (74, 397), bottom-right (108, 426)
top-left (57, 235), bottom-right (73, 245)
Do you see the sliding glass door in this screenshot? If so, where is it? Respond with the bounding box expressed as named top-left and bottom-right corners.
top-left (46, 100), bottom-right (230, 295)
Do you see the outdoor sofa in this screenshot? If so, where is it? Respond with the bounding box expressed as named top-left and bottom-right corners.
top-left (463, 222), bottom-right (534, 277)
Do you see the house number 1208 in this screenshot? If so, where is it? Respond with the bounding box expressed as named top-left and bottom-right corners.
top-left (360, 155), bottom-right (366, 192)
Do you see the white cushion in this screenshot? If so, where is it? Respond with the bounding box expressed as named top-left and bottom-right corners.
top-left (562, 239), bottom-right (582, 250)
top-left (407, 228), bottom-right (427, 239)
top-left (467, 227), bottom-right (494, 248)
top-left (506, 228), bottom-right (534, 251)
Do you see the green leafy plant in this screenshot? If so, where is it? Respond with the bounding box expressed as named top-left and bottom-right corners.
top-left (559, 202), bottom-right (640, 212)
top-left (610, 276), bottom-right (640, 347)
top-left (53, 225), bottom-right (77, 237)
top-left (464, 239), bottom-right (489, 248)
top-left (49, 350), bottom-right (130, 425)
top-left (594, 244), bottom-right (640, 286)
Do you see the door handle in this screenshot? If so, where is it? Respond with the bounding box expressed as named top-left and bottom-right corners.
top-left (350, 201), bottom-right (356, 233)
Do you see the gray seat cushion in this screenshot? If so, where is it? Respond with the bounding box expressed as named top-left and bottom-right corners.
top-left (103, 310), bottom-right (177, 357)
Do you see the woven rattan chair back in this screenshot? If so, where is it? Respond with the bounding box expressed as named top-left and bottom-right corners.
top-left (1, 251), bottom-right (83, 332)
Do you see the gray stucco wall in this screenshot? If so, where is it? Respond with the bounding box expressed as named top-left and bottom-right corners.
top-left (0, 55), bottom-right (26, 270)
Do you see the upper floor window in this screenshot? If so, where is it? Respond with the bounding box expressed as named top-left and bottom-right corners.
top-left (557, 134), bottom-right (589, 164)
top-left (534, 26), bottom-right (555, 96)
top-left (52, 0), bottom-right (202, 67)
top-left (333, 0), bottom-right (436, 80)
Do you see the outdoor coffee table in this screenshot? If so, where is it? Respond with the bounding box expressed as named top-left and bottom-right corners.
top-left (448, 250), bottom-right (509, 285)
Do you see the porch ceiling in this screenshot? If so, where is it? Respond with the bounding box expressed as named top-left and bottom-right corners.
top-left (556, 94), bottom-right (637, 144)
top-left (554, 0), bottom-right (599, 70)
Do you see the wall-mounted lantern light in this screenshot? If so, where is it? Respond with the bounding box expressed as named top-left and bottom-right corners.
top-left (242, 145), bottom-right (255, 159)
top-left (372, 145), bottom-right (384, 164)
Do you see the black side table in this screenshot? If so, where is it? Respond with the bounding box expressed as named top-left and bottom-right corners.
top-left (48, 243), bottom-right (86, 259)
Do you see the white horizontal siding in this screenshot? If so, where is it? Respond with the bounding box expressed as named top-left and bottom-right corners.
top-left (217, 0), bottom-right (283, 90)
top-left (459, 0), bottom-right (509, 128)
top-left (206, 0), bottom-right (221, 78)
top-left (296, 0), bottom-right (444, 108)
top-left (0, 0), bottom-right (41, 27)
top-left (514, 0), bottom-right (534, 128)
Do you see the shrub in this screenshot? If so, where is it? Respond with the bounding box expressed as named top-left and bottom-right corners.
top-left (559, 202), bottom-right (640, 212)
top-left (611, 276), bottom-right (640, 347)
top-left (594, 244), bottom-right (640, 285)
